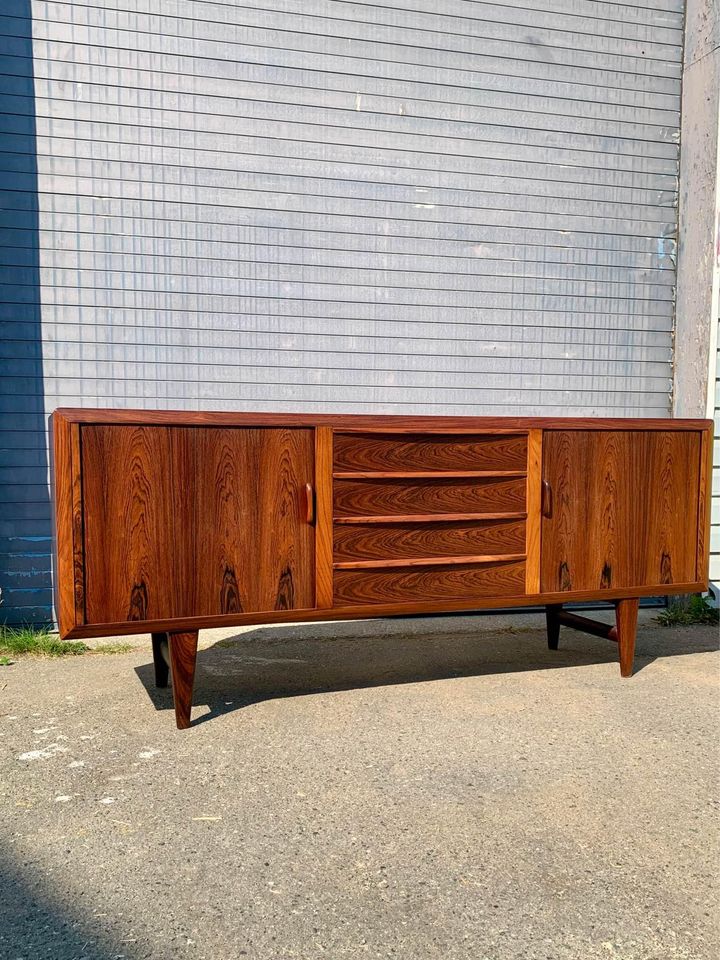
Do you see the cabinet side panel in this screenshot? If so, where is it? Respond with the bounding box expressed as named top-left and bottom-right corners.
top-left (82, 425), bottom-right (178, 623)
top-left (696, 427), bottom-right (713, 582)
top-left (51, 413), bottom-right (78, 636)
top-left (255, 428), bottom-right (315, 611)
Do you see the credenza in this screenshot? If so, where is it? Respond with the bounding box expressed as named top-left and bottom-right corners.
top-left (51, 410), bottom-right (713, 728)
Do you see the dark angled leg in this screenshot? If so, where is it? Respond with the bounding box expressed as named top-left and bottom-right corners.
top-left (151, 632), bottom-right (169, 688)
top-left (168, 631), bottom-right (199, 729)
top-left (615, 598), bottom-right (639, 678)
top-left (546, 604), bottom-right (562, 650)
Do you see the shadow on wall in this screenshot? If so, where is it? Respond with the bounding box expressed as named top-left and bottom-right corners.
top-left (0, 1), bottom-right (53, 626)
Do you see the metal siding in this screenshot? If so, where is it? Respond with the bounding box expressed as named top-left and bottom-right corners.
top-left (710, 316), bottom-right (720, 589)
top-left (1, 4), bottom-right (53, 625)
top-left (0, 0), bottom-right (683, 623)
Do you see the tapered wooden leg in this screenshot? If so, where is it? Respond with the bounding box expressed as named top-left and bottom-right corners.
top-left (151, 632), bottom-right (169, 688)
top-left (615, 599), bottom-right (639, 678)
top-left (168, 631), bottom-right (199, 729)
top-left (546, 604), bottom-right (562, 650)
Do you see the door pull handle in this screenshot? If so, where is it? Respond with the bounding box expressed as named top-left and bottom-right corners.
top-left (304, 482), bottom-right (315, 524)
top-left (541, 480), bottom-right (553, 518)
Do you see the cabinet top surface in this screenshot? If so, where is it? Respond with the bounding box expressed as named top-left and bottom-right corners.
top-left (53, 408), bottom-right (712, 431)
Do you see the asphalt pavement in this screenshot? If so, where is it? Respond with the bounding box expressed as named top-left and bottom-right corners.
top-left (1, 610), bottom-right (718, 960)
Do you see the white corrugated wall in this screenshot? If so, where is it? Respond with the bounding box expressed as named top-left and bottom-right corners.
top-left (711, 313), bottom-right (720, 597)
top-left (1, 0), bottom-right (685, 622)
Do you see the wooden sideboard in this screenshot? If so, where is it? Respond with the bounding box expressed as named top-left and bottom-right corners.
top-left (52, 410), bottom-right (713, 728)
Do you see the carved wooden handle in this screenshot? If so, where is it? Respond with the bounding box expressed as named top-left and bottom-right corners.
top-left (304, 482), bottom-right (315, 524)
top-left (541, 479), bottom-right (553, 518)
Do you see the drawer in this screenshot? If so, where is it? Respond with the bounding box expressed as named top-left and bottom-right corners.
top-left (334, 518), bottom-right (526, 561)
top-left (333, 476), bottom-right (527, 518)
top-left (334, 432), bottom-right (527, 472)
top-left (334, 559), bottom-right (526, 605)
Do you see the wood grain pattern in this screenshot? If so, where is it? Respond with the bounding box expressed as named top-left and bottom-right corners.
top-left (51, 412), bottom-right (77, 637)
top-left (540, 431), bottom-right (702, 593)
top-left (62, 580), bottom-right (707, 641)
top-left (178, 427), bottom-right (251, 618)
top-left (182, 427), bottom-right (315, 615)
top-left (81, 425), bottom-right (314, 624)
top-left (52, 411), bottom-right (711, 690)
top-left (57, 409), bottom-right (711, 433)
top-left (334, 476), bottom-right (526, 518)
top-left (334, 512), bottom-right (526, 524)
top-left (638, 431), bottom-right (701, 587)
top-left (333, 518), bottom-right (526, 562)
top-left (70, 424), bottom-right (85, 626)
top-left (82, 425), bottom-right (178, 623)
top-left (333, 470), bottom-right (526, 479)
top-left (255, 429), bottom-right (315, 611)
top-left (543, 603), bottom-right (643, 678)
top-left (525, 428), bottom-right (543, 594)
top-left (315, 427), bottom-right (334, 608)
top-left (334, 553), bottom-right (525, 570)
top-left (168, 630), bottom-right (199, 729)
top-left (616, 598), bottom-right (639, 678)
top-left (334, 560), bottom-right (526, 605)
top-left (334, 432), bottom-right (528, 472)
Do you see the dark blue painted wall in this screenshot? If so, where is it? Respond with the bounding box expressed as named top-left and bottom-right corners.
top-left (0, 2), bottom-right (53, 625)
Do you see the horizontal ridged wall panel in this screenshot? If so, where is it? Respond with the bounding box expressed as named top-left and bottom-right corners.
top-left (0, 0), bottom-right (683, 623)
top-left (710, 316), bottom-right (720, 588)
top-left (0, 4), bottom-right (51, 624)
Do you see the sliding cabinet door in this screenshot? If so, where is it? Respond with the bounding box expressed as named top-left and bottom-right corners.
top-left (541, 431), bottom-right (701, 593)
top-left (180, 427), bottom-right (315, 617)
top-left (81, 425), bottom-right (315, 624)
top-left (82, 425), bottom-right (179, 623)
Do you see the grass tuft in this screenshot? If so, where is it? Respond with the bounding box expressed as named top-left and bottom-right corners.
top-left (0, 626), bottom-right (137, 660)
top-left (0, 625), bottom-right (90, 658)
top-left (656, 595), bottom-right (719, 627)
top-left (91, 641), bottom-right (135, 655)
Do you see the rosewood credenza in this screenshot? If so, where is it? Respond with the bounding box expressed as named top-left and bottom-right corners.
top-left (51, 410), bottom-right (713, 728)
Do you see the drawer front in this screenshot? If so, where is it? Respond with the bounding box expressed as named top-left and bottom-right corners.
top-left (334, 432), bottom-right (527, 472)
top-left (334, 518), bottom-right (526, 562)
top-left (334, 476), bottom-right (526, 518)
top-left (334, 560), bottom-right (526, 605)
top-left (331, 429), bottom-right (531, 607)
